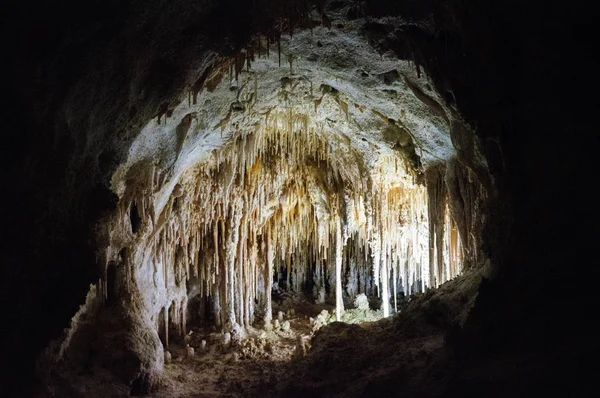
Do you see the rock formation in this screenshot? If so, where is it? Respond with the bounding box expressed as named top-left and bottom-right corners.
top-left (0, 0), bottom-right (594, 396)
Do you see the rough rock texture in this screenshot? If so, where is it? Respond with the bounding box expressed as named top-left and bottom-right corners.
top-left (280, 268), bottom-right (483, 396)
top-left (29, 4), bottom-right (472, 394)
top-left (0, 0), bottom-right (595, 396)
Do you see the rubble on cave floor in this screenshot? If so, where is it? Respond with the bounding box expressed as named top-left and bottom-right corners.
top-left (278, 268), bottom-right (485, 397)
top-left (152, 324), bottom-right (293, 397)
top-left (150, 291), bottom-right (386, 397)
top-left (149, 268), bottom-right (484, 397)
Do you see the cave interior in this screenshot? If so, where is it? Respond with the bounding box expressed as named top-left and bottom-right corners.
top-left (0, 0), bottom-right (596, 397)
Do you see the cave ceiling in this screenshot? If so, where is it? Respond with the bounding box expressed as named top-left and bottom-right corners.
top-left (112, 10), bottom-right (455, 209)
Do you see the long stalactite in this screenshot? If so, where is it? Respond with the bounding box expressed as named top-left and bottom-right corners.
top-left (101, 105), bottom-right (468, 341)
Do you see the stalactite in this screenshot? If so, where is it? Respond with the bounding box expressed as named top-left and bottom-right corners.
top-left (278, 35), bottom-right (281, 67)
top-left (445, 157), bottom-right (485, 268)
top-left (164, 305), bottom-right (169, 348)
top-left (426, 164), bottom-right (447, 288)
top-left (266, 32), bottom-right (270, 58)
top-left (335, 207), bottom-right (344, 321)
top-left (181, 298), bottom-right (187, 336)
top-left (124, 103), bottom-right (468, 337)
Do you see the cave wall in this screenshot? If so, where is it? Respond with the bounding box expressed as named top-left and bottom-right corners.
top-left (1, 0), bottom-right (235, 394)
top-left (0, 0), bottom-right (595, 395)
top-left (0, 1), bottom-right (340, 393)
top-left (366, 0), bottom-right (596, 350)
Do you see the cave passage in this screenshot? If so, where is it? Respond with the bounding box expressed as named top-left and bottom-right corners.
top-left (121, 84), bottom-right (466, 395)
top-left (153, 106), bottom-right (463, 335)
top-left (99, 40), bottom-right (468, 342)
top-left (38, 5), bottom-right (486, 395)
top-left (2, 0), bottom-right (594, 396)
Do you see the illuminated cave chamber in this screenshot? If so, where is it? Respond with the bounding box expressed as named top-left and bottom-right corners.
top-left (2, 0), bottom-right (591, 395)
top-left (96, 20), bottom-right (484, 363)
top-left (138, 109), bottom-right (461, 333)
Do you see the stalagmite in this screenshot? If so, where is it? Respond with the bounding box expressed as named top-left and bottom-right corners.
top-left (185, 344), bottom-right (195, 358)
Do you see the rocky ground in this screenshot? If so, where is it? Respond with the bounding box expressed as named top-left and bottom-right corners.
top-left (149, 269), bottom-right (483, 397)
top-left (153, 320), bottom-right (303, 397)
top-left (278, 268), bottom-right (483, 397)
top-left (46, 266), bottom-right (595, 398)
top-left (151, 291), bottom-right (385, 397)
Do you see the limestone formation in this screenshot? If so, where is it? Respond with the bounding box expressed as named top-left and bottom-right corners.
top-left (354, 293), bottom-right (369, 311)
top-left (1, 0), bottom-right (586, 396)
top-left (264, 320), bottom-right (273, 332)
top-left (90, 5), bottom-right (476, 346)
top-left (14, 2), bottom-right (500, 396)
top-left (185, 344), bottom-right (195, 358)
top-left (223, 332), bottom-right (232, 348)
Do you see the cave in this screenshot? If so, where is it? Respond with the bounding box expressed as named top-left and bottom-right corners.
top-left (0, 0), bottom-right (596, 397)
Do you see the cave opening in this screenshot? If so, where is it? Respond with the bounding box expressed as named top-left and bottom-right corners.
top-left (118, 89), bottom-right (470, 395)
top-left (3, 0), bottom-right (593, 397)
top-left (75, 14), bottom-right (482, 394)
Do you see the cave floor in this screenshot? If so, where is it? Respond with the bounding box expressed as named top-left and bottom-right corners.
top-left (154, 335), bottom-right (286, 397)
top-left (152, 296), bottom-right (337, 397)
top-left (150, 271), bottom-right (483, 397)
top-left (44, 271), bottom-right (593, 397)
